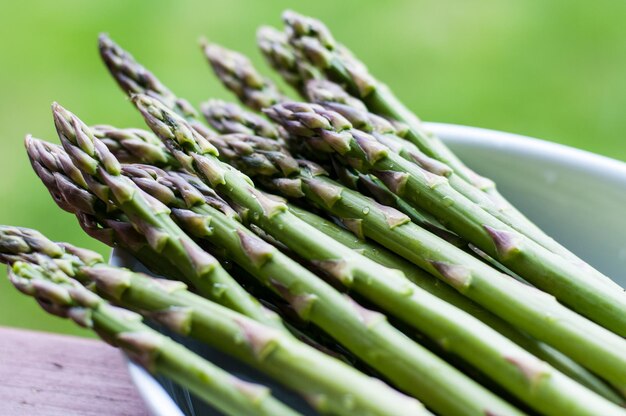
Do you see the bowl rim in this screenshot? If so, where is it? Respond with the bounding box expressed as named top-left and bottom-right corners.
top-left (122, 121), bottom-right (626, 416)
top-left (428, 122), bottom-right (626, 182)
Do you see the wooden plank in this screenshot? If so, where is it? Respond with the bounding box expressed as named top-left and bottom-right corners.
top-left (0, 327), bottom-right (150, 416)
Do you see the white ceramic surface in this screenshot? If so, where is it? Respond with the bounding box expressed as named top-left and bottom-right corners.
top-left (115, 122), bottom-right (626, 416)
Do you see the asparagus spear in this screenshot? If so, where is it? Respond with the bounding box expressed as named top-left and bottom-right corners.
top-left (92, 125), bottom-right (180, 168)
top-left (263, 101), bottom-right (626, 388)
top-left (3, 258), bottom-right (300, 416)
top-left (50, 103), bottom-right (285, 332)
top-left (257, 26), bottom-right (320, 94)
top-left (99, 33), bottom-right (214, 139)
top-left (129, 94), bottom-right (526, 416)
top-left (2, 227), bottom-right (423, 416)
top-left (282, 11), bottom-right (623, 290)
top-left (201, 41), bottom-right (285, 111)
top-left (201, 99), bottom-right (283, 139)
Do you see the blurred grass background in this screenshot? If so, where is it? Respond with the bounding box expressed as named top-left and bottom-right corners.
top-left (1, 0), bottom-right (625, 336)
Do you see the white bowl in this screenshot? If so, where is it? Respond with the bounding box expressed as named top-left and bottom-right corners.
top-left (112, 122), bottom-right (626, 416)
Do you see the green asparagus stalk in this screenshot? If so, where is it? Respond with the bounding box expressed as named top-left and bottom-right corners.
top-left (3, 258), bottom-right (300, 416)
top-left (50, 103), bottom-right (285, 332)
top-left (96, 34), bottom-right (624, 400)
top-left (201, 99), bottom-right (283, 140)
top-left (130, 94), bottom-right (526, 416)
top-left (1, 227), bottom-right (424, 416)
top-left (99, 34), bottom-right (214, 139)
top-left (256, 26), bottom-right (320, 94)
top-left (92, 125), bottom-right (180, 168)
top-left (264, 101), bottom-right (626, 389)
top-left (201, 41), bottom-right (285, 111)
top-left (282, 11), bottom-right (623, 290)
top-left (95, 36), bottom-right (626, 396)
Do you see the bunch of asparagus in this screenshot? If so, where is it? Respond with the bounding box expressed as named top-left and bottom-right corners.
top-left (6, 10), bottom-right (626, 416)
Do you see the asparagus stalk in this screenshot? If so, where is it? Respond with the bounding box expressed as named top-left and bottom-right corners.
top-left (201, 99), bottom-right (283, 140)
top-left (3, 258), bottom-right (300, 416)
top-left (92, 125), bottom-right (180, 168)
top-left (282, 11), bottom-right (623, 290)
top-left (130, 94), bottom-right (526, 416)
top-left (263, 101), bottom-right (626, 388)
top-left (99, 34), bottom-right (214, 139)
top-left (50, 103), bottom-right (285, 332)
top-left (256, 26), bottom-right (320, 94)
top-left (201, 41), bottom-right (285, 111)
top-left (1, 227), bottom-right (423, 416)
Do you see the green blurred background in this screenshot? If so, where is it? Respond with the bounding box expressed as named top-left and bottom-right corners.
top-left (1, 0), bottom-right (625, 336)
